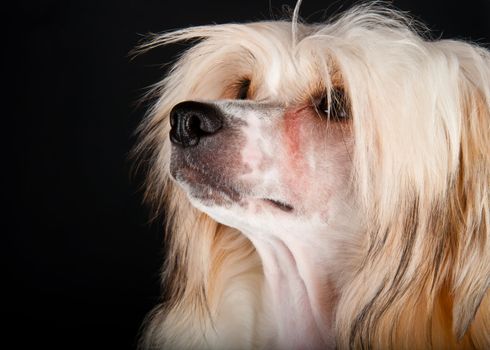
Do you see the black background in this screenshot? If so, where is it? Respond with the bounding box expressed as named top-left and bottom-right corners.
top-left (9, 0), bottom-right (489, 349)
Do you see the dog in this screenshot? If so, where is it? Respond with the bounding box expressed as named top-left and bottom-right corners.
top-left (134, 2), bottom-right (490, 349)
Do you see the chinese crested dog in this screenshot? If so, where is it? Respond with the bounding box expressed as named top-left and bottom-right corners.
top-left (135, 3), bottom-right (489, 349)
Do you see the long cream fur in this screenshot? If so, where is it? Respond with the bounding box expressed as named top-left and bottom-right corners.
top-left (134, 3), bottom-right (490, 349)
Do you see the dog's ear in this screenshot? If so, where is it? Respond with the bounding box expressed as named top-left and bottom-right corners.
top-left (446, 41), bottom-right (490, 340)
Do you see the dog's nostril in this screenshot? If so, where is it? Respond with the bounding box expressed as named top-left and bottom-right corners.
top-left (185, 113), bottom-right (201, 134)
top-left (169, 101), bottom-right (223, 147)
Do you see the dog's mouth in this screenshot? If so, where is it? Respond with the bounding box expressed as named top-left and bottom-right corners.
top-left (262, 198), bottom-right (294, 212)
top-left (176, 170), bottom-right (294, 213)
top-left (174, 168), bottom-right (294, 213)
top-left (171, 155), bottom-right (294, 213)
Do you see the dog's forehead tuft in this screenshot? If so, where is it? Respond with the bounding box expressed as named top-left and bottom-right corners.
top-left (173, 21), bottom-right (336, 101)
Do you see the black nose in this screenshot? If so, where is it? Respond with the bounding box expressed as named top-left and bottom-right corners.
top-left (169, 101), bottom-right (223, 147)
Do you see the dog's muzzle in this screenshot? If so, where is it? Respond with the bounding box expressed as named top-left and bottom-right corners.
top-left (169, 101), bottom-right (223, 147)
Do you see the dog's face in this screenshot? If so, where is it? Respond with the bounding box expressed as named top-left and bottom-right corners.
top-left (169, 85), bottom-right (354, 237)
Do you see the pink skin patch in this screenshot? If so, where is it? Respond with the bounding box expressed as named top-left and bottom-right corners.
top-left (283, 107), bottom-right (304, 160)
top-left (281, 107), bottom-right (312, 201)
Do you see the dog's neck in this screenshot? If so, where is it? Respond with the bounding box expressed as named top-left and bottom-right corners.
top-left (249, 233), bottom-right (336, 349)
top-left (239, 206), bottom-right (359, 350)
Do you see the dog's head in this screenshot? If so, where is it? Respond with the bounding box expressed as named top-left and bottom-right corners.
top-left (136, 5), bottom-right (489, 349)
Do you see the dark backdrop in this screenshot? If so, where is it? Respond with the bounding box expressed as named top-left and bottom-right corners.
top-left (9, 1), bottom-right (489, 349)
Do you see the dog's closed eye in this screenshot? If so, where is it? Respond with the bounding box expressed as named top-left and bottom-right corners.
top-left (316, 88), bottom-right (350, 121)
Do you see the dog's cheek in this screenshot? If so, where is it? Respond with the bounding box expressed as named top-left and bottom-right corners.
top-left (280, 113), bottom-right (323, 202)
top-left (308, 127), bottom-right (354, 210)
top-left (281, 116), bottom-right (353, 212)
